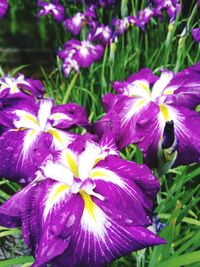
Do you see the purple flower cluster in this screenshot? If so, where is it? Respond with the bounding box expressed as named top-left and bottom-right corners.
top-left (0, 72), bottom-right (165, 266)
top-left (35, 0), bottom-right (186, 79)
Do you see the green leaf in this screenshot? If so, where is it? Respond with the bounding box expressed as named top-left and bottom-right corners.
top-left (154, 250), bottom-right (200, 267)
top-left (0, 256), bottom-right (34, 267)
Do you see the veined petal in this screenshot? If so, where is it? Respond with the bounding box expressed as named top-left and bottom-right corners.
top-left (112, 96), bottom-right (154, 149)
top-left (20, 179), bottom-right (84, 265)
top-left (0, 130), bottom-right (52, 184)
top-left (0, 182), bottom-right (35, 228)
top-left (92, 155), bottom-right (160, 221)
top-left (51, 198), bottom-right (164, 267)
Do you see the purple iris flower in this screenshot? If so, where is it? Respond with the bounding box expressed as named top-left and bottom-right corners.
top-left (153, 0), bottom-right (181, 22)
top-left (0, 133), bottom-right (164, 266)
top-left (112, 16), bottom-right (135, 36)
top-left (37, 0), bottom-right (64, 22)
top-left (0, 74), bottom-right (44, 101)
top-left (192, 28), bottom-right (200, 43)
top-left (134, 8), bottom-right (154, 30)
top-left (64, 5), bottom-right (97, 35)
top-left (0, 0), bottom-right (8, 18)
top-left (87, 24), bottom-right (112, 45)
top-left (58, 39), bottom-right (104, 77)
top-left (0, 98), bottom-right (89, 184)
top-left (95, 63), bottom-right (200, 168)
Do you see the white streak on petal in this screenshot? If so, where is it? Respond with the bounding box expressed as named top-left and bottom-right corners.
top-left (22, 129), bottom-right (39, 158)
top-left (80, 191), bottom-right (107, 237)
top-left (152, 71), bottom-right (174, 100)
top-left (90, 167), bottom-right (124, 187)
top-left (78, 142), bottom-right (103, 180)
top-left (14, 110), bottom-right (40, 130)
top-left (41, 161), bottom-right (74, 185)
top-left (44, 183), bottom-right (70, 220)
top-left (49, 112), bottom-right (72, 123)
top-left (60, 149), bottom-right (79, 177)
top-left (127, 80), bottom-right (151, 99)
top-left (48, 128), bottom-right (75, 149)
top-left (121, 98), bottom-right (147, 126)
top-left (38, 99), bottom-right (53, 130)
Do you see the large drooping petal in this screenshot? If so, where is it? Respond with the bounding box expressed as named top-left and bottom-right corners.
top-left (90, 154), bottom-right (160, 224)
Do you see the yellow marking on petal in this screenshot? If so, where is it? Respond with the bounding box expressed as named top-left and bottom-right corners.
top-left (137, 81), bottom-right (149, 92)
top-left (90, 170), bottom-right (109, 179)
top-left (49, 113), bottom-right (67, 120)
top-left (50, 184), bottom-right (69, 202)
top-left (10, 85), bottom-right (19, 93)
top-left (48, 129), bottom-right (64, 146)
top-left (94, 157), bottom-right (104, 166)
top-left (23, 113), bottom-right (39, 127)
top-left (28, 129), bottom-right (36, 136)
top-left (163, 89), bottom-right (174, 95)
top-left (160, 104), bottom-right (169, 121)
top-left (135, 99), bottom-right (146, 109)
top-left (65, 151), bottom-right (78, 177)
top-left (22, 89), bottom-right (32, 95)
top-left (80, 190), bottom-right (97, 222)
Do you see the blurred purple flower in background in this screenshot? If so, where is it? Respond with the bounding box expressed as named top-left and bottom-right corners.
top-left (64, 5), bottom-right (97, 35)
top-left (58, 39), bottom-right (104, 77)
top-left (192, 28), bottom-right (200, 43)
top-left (37, 0), bottom-right (64, 22)
top-left (153, 0), bottom-right (181, 22)
top-left (134, 8), bottom-right (154, 30)
top-left (87, 24), bottom-right (112, 45)
top-left (0, 0), bottom-right (8, 18)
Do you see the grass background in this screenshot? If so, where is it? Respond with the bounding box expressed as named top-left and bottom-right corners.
top-left (0, 0), bottom-right (200, 266)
